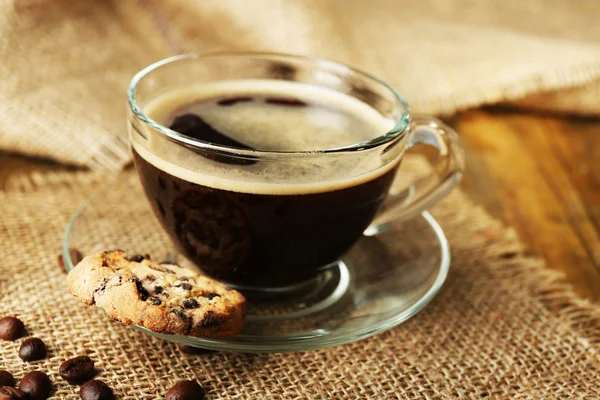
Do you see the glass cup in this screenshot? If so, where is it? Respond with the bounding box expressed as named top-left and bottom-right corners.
top-left (127, 52), bottom-right (464, 293)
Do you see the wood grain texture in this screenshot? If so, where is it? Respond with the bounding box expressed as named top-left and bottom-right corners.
top-left (454, 110), bottom-right (600, 301)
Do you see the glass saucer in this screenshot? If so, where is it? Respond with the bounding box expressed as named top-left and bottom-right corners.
top-left (63, 174), bottom-right (449, 353)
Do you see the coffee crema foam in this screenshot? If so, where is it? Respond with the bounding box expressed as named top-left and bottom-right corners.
top-left (132, 80), bottom-right (403, 195)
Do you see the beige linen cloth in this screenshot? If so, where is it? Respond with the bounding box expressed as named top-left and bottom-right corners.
top-left (1, 0), bottom-right (600, 170)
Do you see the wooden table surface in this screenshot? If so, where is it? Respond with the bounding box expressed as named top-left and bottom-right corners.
top-left (2, 109), bottom-right (599, 301)
top-left (452, 109), bottom-right (600, 302)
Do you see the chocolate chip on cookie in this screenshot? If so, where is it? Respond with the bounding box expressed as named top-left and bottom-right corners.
top-left (131, 277), bottom-right (150, 301)
top-left (175, 283), bottom-right (193, 291)
top-left (182, 299), bottom-right (199, 309)
top-left (204, 293), bottom-right (220, 301)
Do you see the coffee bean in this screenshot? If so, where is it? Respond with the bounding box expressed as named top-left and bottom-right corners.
top-left (59, 356), bottom-right (95, 383)
top-left (0, 317), bottom-right (25, 341)
top-left (0, 387), bottom-right (26, 400)
top-left (0, 370), bottom-right (15, 387)
top-left (79, 380), bottom-right (114, 400)
top-left (177, 344), bottom-right (216, 355)
top-left (58, 248), bottom-right (84, 273)
top-left (18, 371), bottom-right (51, 400)
top-left (18, 338), bottom-right (47, 361)
top-left (165, 380), bottom-right (205, 400)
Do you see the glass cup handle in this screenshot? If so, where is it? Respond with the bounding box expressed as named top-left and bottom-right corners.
top-left (365, 116), bottom-right (465, 236)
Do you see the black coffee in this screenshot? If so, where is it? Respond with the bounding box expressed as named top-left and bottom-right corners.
top-left (133, 82), bottom-right (400, 288)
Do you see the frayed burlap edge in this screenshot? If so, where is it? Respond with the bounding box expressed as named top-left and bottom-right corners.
top-left (448, 201), bottom-right (600, 346)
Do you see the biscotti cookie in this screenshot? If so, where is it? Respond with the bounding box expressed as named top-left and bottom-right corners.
top-left (67, 250), bottom-right (246, 337)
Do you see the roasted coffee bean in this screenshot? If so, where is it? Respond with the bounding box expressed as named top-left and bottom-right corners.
top-left (0, 370), bottom-right (15, 387)
top-left (177, 344), bottom-right (216, 355)
top-left (0, 317), bottom-right (25, 341)
top-left (58, 248), bottom-right (84, 273)
top-left (165, 380), bottom-right (205, 400)
top-left (0, 387), bottom-right (26, 400)
top-left (182, 299), bottom-right (199, 309)
top-left (18, 338), bottom-right (47, 361)
top-left (18, 371), bottom-right (52, 400)
top-left (79, 380), bottom-right (114, 400)
top-left (59, 356), bottom-right (95, 383)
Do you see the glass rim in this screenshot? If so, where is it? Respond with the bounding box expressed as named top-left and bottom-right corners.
top-left (127, 51), bottom-right (412, 158)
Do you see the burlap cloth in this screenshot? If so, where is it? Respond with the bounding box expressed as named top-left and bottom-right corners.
top-left (0, 159), bottom-right (599, 399)
top-left (2, 1), bottom-right (600, 398)
top-left (2, 0), bottom-right (600, 169)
